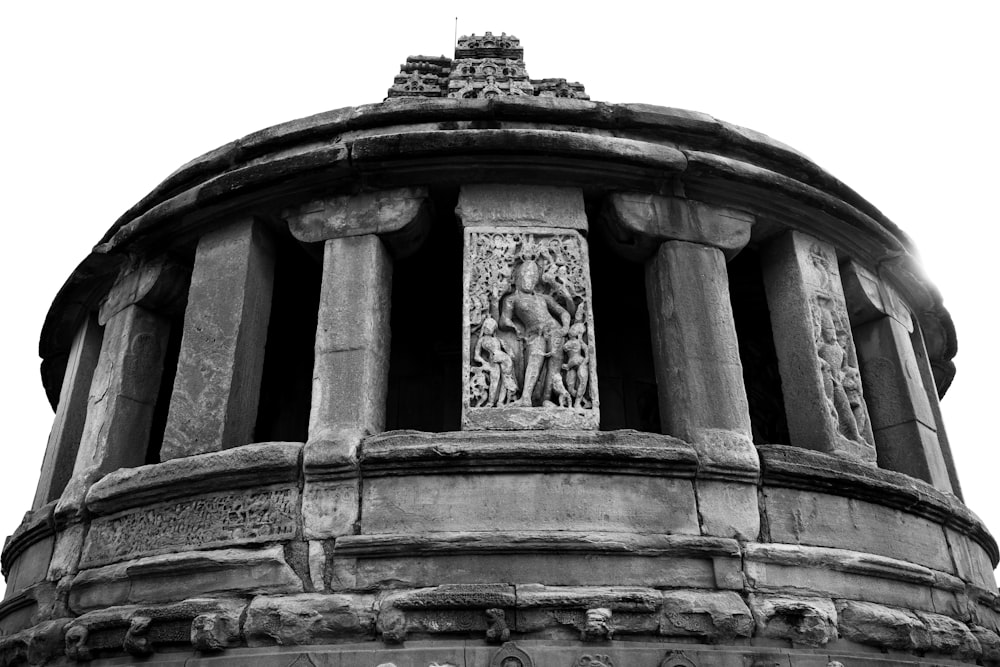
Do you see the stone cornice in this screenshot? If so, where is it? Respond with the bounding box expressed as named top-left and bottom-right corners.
top-left (38, 98), bottom-right (956, 408)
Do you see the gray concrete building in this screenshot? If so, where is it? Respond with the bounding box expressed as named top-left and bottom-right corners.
top-left (1, 33), bottom-right (997, 666)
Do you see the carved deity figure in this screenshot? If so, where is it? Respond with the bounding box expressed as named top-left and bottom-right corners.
top-left (474, 317), bottom-right (518, 407)
top-left (499, 254), bottom-right (571, 406)
top-left (815, 305), bottom-right (863, 442)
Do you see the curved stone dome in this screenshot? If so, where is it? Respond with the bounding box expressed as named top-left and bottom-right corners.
top-left (1, 36), bottom-right (997, 667)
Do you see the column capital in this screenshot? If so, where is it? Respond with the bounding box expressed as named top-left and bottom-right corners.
top-left (98, 256), bottom-right (189, 326)
top-left (604, 192), bottom-right (753, 261)
top-left (840, 260), bottom-right (913, 331)
top-left (284, 187), bottom-right (431, 255)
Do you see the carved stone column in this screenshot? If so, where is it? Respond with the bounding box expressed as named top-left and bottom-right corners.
top-left (160, 218), bottom-right (275, 461)
top-left (842, 261), bottom-right (952, 491)
top-left (607, 193), bottom-right (757, 540)
top-left (285, 189), bottom-right (429, 541)
top-left (606, 193), bottom-right (756, 468)
top-left (458, 184), bottom-right (598, 430)
top-left (55, 258), bottom-right (187, 521)
top-left (762, 231), bottom-right (877, 462)
top-left (32, 314), bottom-right (102, 509)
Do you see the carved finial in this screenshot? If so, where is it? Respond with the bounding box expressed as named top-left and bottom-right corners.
top-left (64, 625), bottom-right (91, 662)
top-left (123, 616), bottom-right (154, 657)
top-left (485, 608), bottom-right (511, 643)
top-left (580, 608), bottom-right (613, 642)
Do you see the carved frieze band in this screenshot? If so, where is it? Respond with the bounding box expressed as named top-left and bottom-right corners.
top-left (462, 227), bottom-right (599, 430)
top-left (81, 487), bottom-right (299, 567)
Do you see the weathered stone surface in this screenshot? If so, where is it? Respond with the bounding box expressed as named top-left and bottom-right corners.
top-left (660, 590), bottom-right (753, 640)
top-left (2, 534), bottom-right (54, 601)
top-left (85, 441), bottom-right (302, 515)
top-left (82, 485), bottom-right (300, 567)
top-left (47, 523), bottom-right (86, 582)
top-left (244, 593), bottom-right (375, 646)
top-left (646, 240), bottom-right (757, 473)
top-left (851, 312), bottom-right (951, 490)
top-left (69, 546), bottom-right (303, 612)
top-left (749, 594), bottom-right (837, 647)
top-left (696, 481), bottom-right (760, 541)
top-left (56, 304), bottom-right (172, 521)
top-left (841, 260), bottom-right (912, 329)
top-left (515, 585), bottom-right (659, 637)
top-left (916, 610), bottom-right (981, 658)
top-left (972, 625), bottom-right (1000, 665)
top-left (302, 479), bottom-right (359, 540)
top-left (457, 184), bottom-right (588, 230)
top-left (606, 193), bottom-right (752, 259)
top-left (462, 226), bottom-right (598, 430)
top-left (947, 528), bottom-right (999, 590)
top-left (32, 315), bottom-right (102, 509)
top-left (743, 543), bottom-right (947, 612)
top-left (308, 541), bottom-right (326, 592)
top-left (162, 218), bottom-right (275, 460)
top-left (836, 600), bottom-right (929, 651)
top-left (361, 473), bottom-right (698, 535)
top-left (762, 488), bottom-right (955, 573)
top-left (286, 187), bottom-right (430, 243)
top-left (378, 584), bottom-right (516, 639)
top-left (309, 235), bottom-right (392, 453)
top-left (97, 256), bottom-right (190, 325)
top-left (762, 231), bottom-right (876, 462)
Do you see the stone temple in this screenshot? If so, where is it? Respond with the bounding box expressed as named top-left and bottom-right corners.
top-left (1, 32), bottom-right (997, 667)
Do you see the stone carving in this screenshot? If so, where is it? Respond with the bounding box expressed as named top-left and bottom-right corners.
top-left (380, 613), bottom-right (408, 644)
top-left (486, 608), bottom-right (511, 643)
top-left (82, 487), bottom-right (299, 566)
top-left (577, 656), bottom-right (615, 667)
top-left (123, 616), bottom-right (154, 657)
top-left (580, 608), bottom-right (614, 641)
top-left (464, 229), bottom-right (598, 430)
top-left (660, 652), bottom-right (697, 667)
top-left (191, 612), bottom-right (239, 652)
top-left (489, 641), bottom-right (534, 667)
top-left (812, 296), bottom-right (872, 447)
top-left (64, 625), bottom-right (91, 662)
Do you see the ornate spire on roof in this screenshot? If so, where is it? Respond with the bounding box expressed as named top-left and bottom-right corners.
top-left (387, 32), bottom-right (589, 101)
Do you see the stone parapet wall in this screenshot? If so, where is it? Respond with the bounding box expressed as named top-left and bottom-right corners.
top-left (2, 435), bottom-right (998, 664)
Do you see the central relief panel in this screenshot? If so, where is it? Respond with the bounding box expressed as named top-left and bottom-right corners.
top-left (463, 227), bottom-right (599, 430)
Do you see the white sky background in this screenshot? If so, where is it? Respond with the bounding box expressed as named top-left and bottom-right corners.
top-left (0, 1), bottom-right (997, 597)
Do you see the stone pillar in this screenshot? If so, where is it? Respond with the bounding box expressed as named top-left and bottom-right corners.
top-left (57, 308), bottom-right (170, 519)
top-left (458, 184), bottom-right (599, 430)
top-left (762, 231), bottom-right (877, 462)
top-left (309, 235), bottom-right (393, 447)
top-left (606, 193), bottom-right (756, 469)
top-left (161, 218), bottom-right (275, 461)
top-left (284, 189), bottom-right (428, 540)
top-left (841, 261), bottom-right (952, 490)
top-left (607, 193), bottom-right (758, 540)
top-left (910, 325), bottom-right (963, 498)
top-left (32, 315), bottom-right (102, 509)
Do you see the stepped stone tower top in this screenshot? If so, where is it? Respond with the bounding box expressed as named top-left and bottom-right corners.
top-left (388, 31), bottom-right (589, 100)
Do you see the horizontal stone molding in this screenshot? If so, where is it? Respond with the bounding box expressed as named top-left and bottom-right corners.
top-left (84, 441), bottom-right (303, 516)
top-left (358, 429), bottom-right (700, 478)
top-left (758, 445), bottom-right (998, 565)
top-left (745, 542), bottom-right (938, 587)
top-left (41, 99), bottom-right (958, 409)
top-left (69, 546), bottom-right (304, 613)
top-left (1, 501), bottom-right (55, 577)
top-left (333, 531), bottom-right (740, 558)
